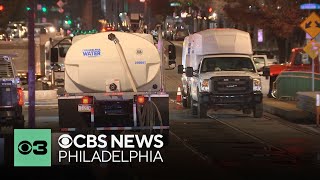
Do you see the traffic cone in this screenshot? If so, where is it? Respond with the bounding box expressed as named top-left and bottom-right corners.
top-left (176, 86), bottom-right (183, 110)
top-left (176, 86), bottom-right (182, 103)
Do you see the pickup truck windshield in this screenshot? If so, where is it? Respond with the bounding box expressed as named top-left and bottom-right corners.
top-left (201, 57), bottom-right (255, 73)
top-left (0, 57), bottom-right (14, 78)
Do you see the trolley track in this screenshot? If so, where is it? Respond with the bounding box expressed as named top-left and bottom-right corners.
top-left (207, 113), bottom-right (320, 167)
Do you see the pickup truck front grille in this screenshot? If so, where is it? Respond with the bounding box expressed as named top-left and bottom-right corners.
top-left (211, 76), bottom-right (252, 94)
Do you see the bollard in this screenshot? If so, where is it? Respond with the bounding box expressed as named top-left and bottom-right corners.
top-left (316, 94), bottom-right (320, 127)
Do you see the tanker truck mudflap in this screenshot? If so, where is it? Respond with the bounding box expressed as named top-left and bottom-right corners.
top-left (57, 32), bottom-right (171, 144)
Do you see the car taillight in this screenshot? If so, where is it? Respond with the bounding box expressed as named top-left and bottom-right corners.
top-left (17, 88), bottom-right (24, 106)
top-left (137, 95), bottom-right (145, 105)
top-left (82, 96), bottom-right (93, 104)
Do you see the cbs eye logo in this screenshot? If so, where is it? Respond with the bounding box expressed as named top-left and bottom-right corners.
top-left (58, 134), bottom-right (73, 148)
top-left (18, 140), bottom-right (48, 155)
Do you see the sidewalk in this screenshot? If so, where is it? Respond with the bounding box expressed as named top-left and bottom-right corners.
top-left (24, 99), bottom-right (58, 106)
top-left (263, 97), bottom-right (314, 123)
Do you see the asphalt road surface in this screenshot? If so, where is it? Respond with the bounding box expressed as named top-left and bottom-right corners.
top-left (1, 41), bottom-right (319, 179)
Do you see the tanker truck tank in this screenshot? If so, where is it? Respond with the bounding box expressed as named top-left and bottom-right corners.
top-left (64, 32), bottom-right (161, 93)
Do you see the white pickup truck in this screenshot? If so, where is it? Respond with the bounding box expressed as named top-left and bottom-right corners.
top-left (178, 28), bottom-right (266, 118)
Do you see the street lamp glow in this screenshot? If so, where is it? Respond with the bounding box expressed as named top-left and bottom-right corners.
top-left (208, 12), bottom-right (218, 20)
top-left (48, 27), bottom-right (56, 33)
top-left (181, 12), bottom-right (188, 18)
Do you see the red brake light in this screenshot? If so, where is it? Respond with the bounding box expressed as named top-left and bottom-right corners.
top-left (17, 88), bottom-right (24, 106)
top-left (82, 96), bottom-right (93, 104)
top-left (137, 95), bottom-right (145, 105)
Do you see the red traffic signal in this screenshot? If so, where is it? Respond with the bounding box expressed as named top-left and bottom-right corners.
top-left (208, 7), bottom-right (213, 13)
top-left (0, 5), bottom-right (4, 11)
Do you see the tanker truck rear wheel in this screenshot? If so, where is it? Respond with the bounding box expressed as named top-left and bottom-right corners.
top-left (182, 92), bottom-right (191, 108)
top-left (191, 99), bottom-right (197, 115)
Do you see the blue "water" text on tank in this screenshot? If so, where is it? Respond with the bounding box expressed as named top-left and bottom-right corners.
top-left (82, 49), bottom-right (101, 57)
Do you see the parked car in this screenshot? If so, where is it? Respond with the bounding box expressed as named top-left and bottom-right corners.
top-left (0, 54), bottom-right (25, 128)
top-left (253, 55), bottom-right (278, 71)
top-left (173, 29), bottom-right (189, 41)
top-left (6, 21), bottom-right (27, 39)
top-left (35, 22), bottom-right (56, 37)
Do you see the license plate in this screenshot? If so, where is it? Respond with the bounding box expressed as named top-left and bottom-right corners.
top-left (78, 104), bottom-right (91, 112)
top-left (1, 82), bottom-right (12, 86)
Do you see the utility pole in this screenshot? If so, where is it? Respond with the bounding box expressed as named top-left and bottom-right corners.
top-left (28, 0), bottom-right (36, 128)
top-left (143, 0), bottom-right (147, 31)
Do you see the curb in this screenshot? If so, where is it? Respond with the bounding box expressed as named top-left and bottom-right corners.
top-left (263, 100), bottom-right (314, 123)
top-left (23, 90), bottom-right (58, 101)
top-left (24, 100), bottom-right (58, 106)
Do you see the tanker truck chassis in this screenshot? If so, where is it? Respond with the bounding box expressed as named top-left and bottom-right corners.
top-left (58, 93), bottom-right (169, 131)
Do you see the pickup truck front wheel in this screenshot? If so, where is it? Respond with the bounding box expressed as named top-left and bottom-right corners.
top-left (197, 103), bottom-right (208, 119)
top-left (253, 103), bottom-right (263, 118)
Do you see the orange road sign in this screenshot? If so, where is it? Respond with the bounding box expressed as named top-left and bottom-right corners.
top-left (300, 12), bottom-right (320, 38)
top-left (303, 40), bottom-right (320, 60)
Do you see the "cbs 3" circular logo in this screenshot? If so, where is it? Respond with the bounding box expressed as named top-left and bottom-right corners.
top-left (18, 140), bottom-right (48, 155)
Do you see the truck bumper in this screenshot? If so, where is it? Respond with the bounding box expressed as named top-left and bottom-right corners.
top-left (199, 92), bottom-right (263, 108)
top-left (58, 95), bottom-right (169, 129)
top-left (0, 106), bottom-right (24, 126)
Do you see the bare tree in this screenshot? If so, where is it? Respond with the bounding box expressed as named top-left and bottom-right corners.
top-left (223, 0), bottom-right (310, 62)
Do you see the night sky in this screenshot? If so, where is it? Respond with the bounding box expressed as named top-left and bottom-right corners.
top-left (150, 0), bottom-right (171, 15)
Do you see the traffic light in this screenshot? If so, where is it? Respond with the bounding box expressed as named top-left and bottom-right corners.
top-left (208, 7), bottom-right (213, 13)
top-left (42, 6), bottom-right (47, 13)
top-left (26, 6), bottom-right (31, 11)
top-left (67, 20), bottom-right (72, 25)
top-left (0, 5), bottom-right (4, 11)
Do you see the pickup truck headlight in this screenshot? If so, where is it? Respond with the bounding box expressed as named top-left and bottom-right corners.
top-left (253, 78), bottom-right (262, 91)
top-left (200, 79), bottom-right (210, 92)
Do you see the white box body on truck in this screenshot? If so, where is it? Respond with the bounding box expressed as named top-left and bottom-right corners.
top-left (56, 32), bottom-right (174, 139)
top-left (178, 28), bottom-right (263, 118)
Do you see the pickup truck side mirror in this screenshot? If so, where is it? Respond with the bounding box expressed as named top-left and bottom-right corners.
top-left (262, 66), bottom-right (270, 77)
top-left (186, 67), bottom-right (193, 77)
top-left (177, 65), bottom-right (184, 74)
top-left (50, 48), bottom-right (59, 63)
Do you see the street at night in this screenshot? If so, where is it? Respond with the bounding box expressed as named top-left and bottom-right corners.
top-left (1, 0), bottom-right (320, 179)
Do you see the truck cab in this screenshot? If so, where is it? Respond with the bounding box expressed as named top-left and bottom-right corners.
top-left (42, 36), bottom-right (72, 91)
top-left (266, 47), bottom-right (317, 98)
top-left (178, 29), bottom-right (264, 118)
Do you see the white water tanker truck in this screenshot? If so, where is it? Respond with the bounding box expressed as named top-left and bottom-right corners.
top-left (50, 31), bottom-right (176, 137)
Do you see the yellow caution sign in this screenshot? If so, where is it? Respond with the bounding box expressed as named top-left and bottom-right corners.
top-left (303, 40), bottom-right (320, 60)
top-left (300, 12), bottom-right (320, 38)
